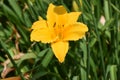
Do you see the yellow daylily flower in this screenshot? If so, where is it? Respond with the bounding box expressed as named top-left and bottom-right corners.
top-left (30, 3), bottom-right (88, 63)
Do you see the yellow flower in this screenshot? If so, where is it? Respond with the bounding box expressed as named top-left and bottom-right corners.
top-left (30, 3), bottom-right (88, 63)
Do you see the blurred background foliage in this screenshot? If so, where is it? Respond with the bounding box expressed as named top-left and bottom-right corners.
top-left (0, 0), bottom-right (120, 80)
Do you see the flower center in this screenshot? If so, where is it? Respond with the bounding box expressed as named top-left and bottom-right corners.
top-left (54, 23), bottom-right (64, 41)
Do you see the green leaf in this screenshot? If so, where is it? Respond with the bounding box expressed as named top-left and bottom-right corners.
top-left (101, 18), bottom-right (114, 31)
top-left (110, 65), bottom-right (117, 80)
top-left (33, 48), bottom-right (49, 67)
top-left (23, 11), bottom-right (32, 27)
top-left (8, 53), bottom-right (37, 67)
top-left (1, 3), bottom-right (19, 23)
top-left (17, 53), bottom-right (37, 66)
top-left (110, 3), bottom-right (120, 13)
top-left (41, 48), bottom-right (53, 67)
top-left (32, 69), bottom-right (48, 79)
top-left (8, 0), bottom-right (24, 22)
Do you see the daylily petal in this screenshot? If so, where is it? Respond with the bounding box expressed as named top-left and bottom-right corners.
top-left (31, 20), bottom-right (47, 29)
top-left (51, 41), bottom-right (69, 63)
top-left (56, 14), bottom-right (68, 26)
top-left (54, 5), bottom-right (67, 15)
top-left (30, 28), bottom-right (56, 43)
top-left (38, 16), bottom-right (44, 20)
top-left (67, 12), bottom-right (81, 24)
top-left (54, 5), bottom-right (67, 26)
top-left (63, 23), bottom-right (88, 41)
top-left (46, 3), bottom-right (56, 28)
top-left (47, 3), bottom-right (68, 27)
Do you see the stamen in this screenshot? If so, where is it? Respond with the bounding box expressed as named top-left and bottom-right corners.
top-left (53, 22), bottom-right (56, 27)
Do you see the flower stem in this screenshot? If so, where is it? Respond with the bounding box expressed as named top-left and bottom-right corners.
top-left (87, 35), bottom-right (90, 80)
